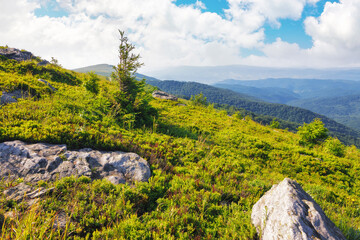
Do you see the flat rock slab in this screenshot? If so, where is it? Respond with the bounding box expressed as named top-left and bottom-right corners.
top-left (251, 178), bottom-right (346, 240)
top-left (152, 90), bottom-right (178, 101)
top-left (0, 140), bottom-right (151, 185)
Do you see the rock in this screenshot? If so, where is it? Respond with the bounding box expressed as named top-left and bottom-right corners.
top-left (0, 48), bottom-right (35, 61)
top-left (52, 211), bottom-right (68, 230)
top-left (4, 182), bottom-right (33, 203)
top-left (152, 90), bottom-right (178, 101)
top-left (37, 60), bottom-right (50, 66)
top-left (0, 140), bottom-right (151, 185)
top-left (0, 90), bottom-right (28, 105)
top-left (38, 79), bottom-right (57, 91)
top-left (251, 178), bottom-right (346, 240)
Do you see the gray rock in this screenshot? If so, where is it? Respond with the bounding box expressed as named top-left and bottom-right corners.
top-left (38, 79), bottom-right (57, 91)
top-left (0, 90), bottom-right (28, 105)
top-left (0, 141), bottom-right (151, 185)
top-left (0, 48), bottom-right (34, 61)
top-left (37, 60), bottom-right (50, 66)
top-left (152, 90), bottom-right (178, 101)
top-left (52, 211), bottom-right (68, 230)
top-left (251, 178), bottom-right (346, 240)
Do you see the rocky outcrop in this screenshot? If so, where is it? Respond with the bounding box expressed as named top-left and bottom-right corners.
top-left (0, 48), bottom-right (35, 61)
top-left (152, 90), bottom-right (178, 101)
top-left (0, 140), bottom-right (151, 185)
top-left (0, 90), bottom-right (28, 105)
top-left (251, 178), bottom-right (346, 240)
top-left (0, 47), bottom-right (49, 65)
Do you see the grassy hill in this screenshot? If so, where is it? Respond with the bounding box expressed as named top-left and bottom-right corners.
top-left (2, 55), bottom-right (359, 239)
top-left (72, 65), bottom-right (360, 146)
top-left (72, 64), bottom-right (114, 77)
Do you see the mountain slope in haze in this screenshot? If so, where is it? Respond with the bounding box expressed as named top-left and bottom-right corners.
top-left (73, 64), bottom-right (114, 77)
top-left (214, 82), bottom-right (301, 104)
top-left (147, 65), bottom-right (360, 84)
top-left (146, 80), bottom-right (360, 146)
top-left (218, 78), bottom-right (360, 101)
top-left (291, 95), bottom-right (360, 131)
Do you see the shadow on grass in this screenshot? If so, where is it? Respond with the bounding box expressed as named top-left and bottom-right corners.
top-left (157, 122), bottom-right (200, 140)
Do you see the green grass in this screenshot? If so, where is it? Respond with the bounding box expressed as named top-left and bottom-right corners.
top-left (0, 55), bottom-right (359, 239)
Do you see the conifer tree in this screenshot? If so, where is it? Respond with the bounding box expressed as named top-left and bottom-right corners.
top-left (112, 30), bottom-right (143, 102)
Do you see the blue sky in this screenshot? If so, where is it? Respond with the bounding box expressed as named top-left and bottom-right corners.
top-left (1, 0), bottom-right (359, 73)
top-left (175, 0), bottom-right (339, 49)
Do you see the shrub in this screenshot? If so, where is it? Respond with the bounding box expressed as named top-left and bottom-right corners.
top-left (324, 138), bottom-right (345, 157)
top-left (297, 118), bottom-right (328, 147)
top-left (190, 92), bottom-right (208, 106)
top-left (83, 71), bottom-right (100, 95)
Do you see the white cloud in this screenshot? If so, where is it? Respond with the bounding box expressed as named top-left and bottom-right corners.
top-left (0, 0), bottom-right (360, 74)
top-left (225, 0), bottom-right (320, 28)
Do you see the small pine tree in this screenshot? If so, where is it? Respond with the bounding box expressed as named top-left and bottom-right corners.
top-left (84, 71), bottom-right (100, 95)
top-left (110, 30), bottom-right (157, 127)
top-left (270, 119), bottom-right (280, 129)
top-left (297, 118), bottom-right (328, 147)
top-left (190, 92), bottom-right (208, 106)
top-left (111, 30), bottom-right (143, 102)
top-left (324, 138), bottom-right (345, 157)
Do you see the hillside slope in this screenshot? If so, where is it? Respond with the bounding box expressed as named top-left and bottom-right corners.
top-left (0, 50), bottom-right (359, 239)
top-left (71, 65), bottom-right (360, 146)
top-left (217, 78), bottom-right (360, 100)
top-left (214, 82), bottom-right (301, 104)
top-left (72, 63), bottom-right (114, 77)
top-left (291, 95), bottom-right (360, 131)
top-left (214, 78), bottom-right (360, 104)
top-left (146, 79), bottom-right (360, 146)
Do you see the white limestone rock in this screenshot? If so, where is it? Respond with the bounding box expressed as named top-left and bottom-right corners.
top-left (251, 178), bottom-right (346, 240)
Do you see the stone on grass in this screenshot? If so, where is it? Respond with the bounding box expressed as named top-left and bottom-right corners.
top-left (251, 178), bottom-right (346, 240)
top-left (152, 90), bottom-right (178, 101)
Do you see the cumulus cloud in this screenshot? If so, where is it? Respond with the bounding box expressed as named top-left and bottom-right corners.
top-left (303, 0), bottom-right (360, 67)
top-left (225, 0), bottom-right (320, 28)
top-left (0, 0), bottom-right (360, 72)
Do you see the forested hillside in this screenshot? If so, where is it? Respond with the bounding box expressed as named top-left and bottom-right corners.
top-left (291, 95), bottom-right (360, 131)
top-left (145, 79), bottom-right (360, 146)
top-left (218, 78), bottom-right (360, 101)
top-left (0, 50), bottom-right (359, 239)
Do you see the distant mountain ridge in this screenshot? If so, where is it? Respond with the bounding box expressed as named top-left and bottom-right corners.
top-left (214, 78), bottom-right (360, 131)
top-left (292, 94), bottom-right (360, 131)
top-left (216, 78), bottom-right (360, 102)
top-left (146, 65), bottom-right (360, 84)
top-left (72, 64), bottom-right (114, 77)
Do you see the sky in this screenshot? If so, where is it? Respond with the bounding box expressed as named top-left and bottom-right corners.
top-left (1, 0), bottom-right (360, 76)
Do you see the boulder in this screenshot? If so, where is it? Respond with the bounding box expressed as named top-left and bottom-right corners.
top-left (0, 90), bottom-right (28, 105)
top-left (0, 141), bottom-right (151, 185)
top-left (251, 178), bottom-right (346, 240)
top-left (37, 60), bottom-right (50, 66)
top-left (152, 90), bottom-right (178, 101)
top-left (0, 48), bottom-right (34, 61)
